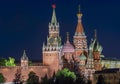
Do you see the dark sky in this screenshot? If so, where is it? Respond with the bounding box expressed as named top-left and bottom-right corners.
top-left (0, 0), bottom-right (120, 61)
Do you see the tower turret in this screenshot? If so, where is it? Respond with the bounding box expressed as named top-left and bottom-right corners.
top-left (92, 30), bottom-right (103, 70)
top-left (21, 50), bottom-right (28, 69)
top-left (73, 5), bottom-right (88, 56)
top-left (86, 40), bottom-right (95, 69)
top-left (62, 32), bottom-right (75, 54)
top-left (61, 32), bottom-right (75, 70)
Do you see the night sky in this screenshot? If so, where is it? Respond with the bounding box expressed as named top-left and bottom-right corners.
top-left (0, 0), bottom-right (120, 61)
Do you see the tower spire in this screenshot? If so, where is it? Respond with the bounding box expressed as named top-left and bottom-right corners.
top-left (66, 32), bottom-right (70, 43)
top-left (51, 4), bottom-right (57, 24)
top-left (23, 50), bottom-right (26, 56)
top-left (78, 5), bottom-right (80, 13)
top-left (21, 50), bottom-right (28, 60)
top-left (94, 29), bottom-right (97, 38)
top-left (75, 5), bottom-right (84, 34)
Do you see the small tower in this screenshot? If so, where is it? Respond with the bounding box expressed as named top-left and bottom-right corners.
top-left (61, 32), bottom-right (75, 70)
top-left (86, 39), bottom-right (94, 69)
top-left (73, 5), bottom-right (88, 57)
top-left (21, 50), bottom-right (28, 69)
top-left (85, 40), bottom-right (95, 79)
top-left (92, 30), bottom-right (103, 70)
top-left (62, 32), bottom-right (75, 61)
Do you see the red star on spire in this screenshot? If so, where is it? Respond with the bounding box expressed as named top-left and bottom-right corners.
top-left (52, 4), bottom-right (56, 8)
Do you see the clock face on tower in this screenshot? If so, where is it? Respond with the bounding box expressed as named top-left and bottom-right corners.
top-left (49, 37), bottom-right (54, 44)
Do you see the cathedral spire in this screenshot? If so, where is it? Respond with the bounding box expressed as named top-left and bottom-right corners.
top-left (66, 32), bottom-right (70, 43)
top-left (78, 5), bottom-right (80, 13)
top-left (75, 5), bottom-right (84, 34)
top-left (23, 50), bottom-right (26, 56)
top-left (51, 4), bottom-right (57, 24)
top-left (94, 29), bottom-right (97, 39)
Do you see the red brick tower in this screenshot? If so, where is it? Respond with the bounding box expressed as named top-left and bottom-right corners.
top-left (73, 5), bottom-right (88, 57)
top-left (21, 50), bottom-right (28, 70)
top-left (42, 4), bottom-right (62, 74)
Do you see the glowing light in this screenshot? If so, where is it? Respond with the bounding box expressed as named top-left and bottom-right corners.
top-left (52, 4), bottom-right (56, 8)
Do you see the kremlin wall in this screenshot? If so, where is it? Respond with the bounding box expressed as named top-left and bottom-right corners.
top-left (0, 5), bottom-right (120, 83)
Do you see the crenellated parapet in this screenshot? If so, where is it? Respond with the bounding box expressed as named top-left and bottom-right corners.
top-left (43, 45), bottom-right (59, 51)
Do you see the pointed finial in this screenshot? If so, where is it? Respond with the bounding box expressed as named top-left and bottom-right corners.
top-left (78, 5), bottom-right (80, 13)
top-left (94, 29), bottom-right (97, 38)
top-left (24, 49), bottom-right (25, 53)
top-left (77, 5), bottom-right (82, 18)
top-left (66, 32), bottom-right (69, 41)
top-left (23, 50), bottom-right (26, 55)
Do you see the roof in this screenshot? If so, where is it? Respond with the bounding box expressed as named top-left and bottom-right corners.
top-left (75, 7), bottom-right (84, 35)
top-left (95, 68), bottom-right (120, 74)
top-left (78, 53), bottom-right (86, 60)
top-left (21, 50), bottom-right (28, 60)
top-left (62, 32), bottom-right (75, 53)
top-left (102, 58), bottom-right (120, 61)
top-left (76, 22), bottom-right (84, 34)
top-left (51, 4), bottom-right (57, 25)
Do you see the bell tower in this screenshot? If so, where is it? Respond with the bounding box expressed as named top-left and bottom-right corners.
top-left (73, 5), bottom-right (88, 56)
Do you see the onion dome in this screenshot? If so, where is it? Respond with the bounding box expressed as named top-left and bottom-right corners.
top-left (89, 38), bottom-right (94, 51)
top-left (93, 36), bottom-right (103, 53)
top-left (75, 5), bottom-right (84, 35)
top-left (90, 30), bottom-right (103, 53)
top-left (21, 50), bottom-right (28, 61)
top-left (62, 32), bottom-right (75, 53)
top-left (79, 53), bottom-right (86, 60)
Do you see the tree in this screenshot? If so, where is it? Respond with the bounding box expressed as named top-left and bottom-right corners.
top-left (0, 73), bottom-right (6, 83)
top-left (56, 68), bottom-right (76, 80)
top-left (26, 71), bottom-right (40, 84)
top-left (13, 69), bottom-right (23, 84)
top-left (97, 75), bottom-right (105, 84)
top-left (0, 58), bottom-right (6, 66)
top-left (75, 74), bottom-right (88, 84)
top-left (28, 61), bottom-right (33, 66)
top-left (55, 68), bottom-right (76, 84)
top-left (40, 74), bottom-right (49, 84)
top-left (5, 57), bottom-right (16, 66)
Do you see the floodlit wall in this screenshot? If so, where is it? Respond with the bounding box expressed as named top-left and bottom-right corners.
top-left (0, 66), bottom-right (49, 82)
top-left (101, 60), bottom-right (120, 68)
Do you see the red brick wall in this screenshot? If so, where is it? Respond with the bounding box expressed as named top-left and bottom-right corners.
top-left (0, 66), bottom-right (50, 82)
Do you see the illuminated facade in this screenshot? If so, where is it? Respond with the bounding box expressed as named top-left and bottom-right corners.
top-left (101, 59), bottom-right (120, 69)
top-left (1, 5), bottom-right (119, 83)
top-left (61, 6), bottom-right (103, 76)
top-left (42, 5), bottom-right (62, 74)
